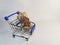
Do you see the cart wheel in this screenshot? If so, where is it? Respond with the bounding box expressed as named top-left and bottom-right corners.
top-left (25, 38), bottom-right (28, 41)
top-left (13, 34), bottom-right (15, 38)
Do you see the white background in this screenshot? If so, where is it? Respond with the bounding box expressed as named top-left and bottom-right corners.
top-left (0, 0), bottom-right (60, 45)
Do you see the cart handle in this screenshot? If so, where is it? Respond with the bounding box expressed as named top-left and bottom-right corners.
top-left (4, 11), bottom-right (20, 21)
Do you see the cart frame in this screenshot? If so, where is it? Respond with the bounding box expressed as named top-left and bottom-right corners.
top-left (4, 11), bottom-right (36, 41)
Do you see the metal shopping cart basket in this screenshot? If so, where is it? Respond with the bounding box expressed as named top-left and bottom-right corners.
top-left (4, 11), bottom-right (36, 41)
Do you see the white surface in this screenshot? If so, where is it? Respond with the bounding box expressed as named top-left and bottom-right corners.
top-left (0, 0), bottom-right (60, 45)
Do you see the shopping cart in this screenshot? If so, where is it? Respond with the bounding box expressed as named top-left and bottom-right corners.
top-left (4, 11), bottom-right (36, 41)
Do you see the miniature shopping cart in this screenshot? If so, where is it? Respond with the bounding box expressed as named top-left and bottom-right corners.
top-left (4, 11), bottom-right (35, 41)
